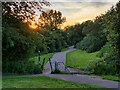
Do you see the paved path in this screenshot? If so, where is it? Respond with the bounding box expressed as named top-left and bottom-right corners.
top-left (3, 74), bottom-right (119, 88)
top-left (43, 46), bottom-right (76, 74)
top-left (2, 47), bottom-right (120, 88)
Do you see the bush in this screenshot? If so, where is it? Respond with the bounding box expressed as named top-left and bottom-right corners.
top-left (89, 61), bottom-right (118, 75)
top-left (76, 35), bottom-right (106, 53)
top-left (2, 61), bottom-right (42, 74)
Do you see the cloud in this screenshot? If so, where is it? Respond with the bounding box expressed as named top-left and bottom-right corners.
top-left (48, 0), bottom-right (119, 2)
top-left (41, 0), bottom-right (118, 27)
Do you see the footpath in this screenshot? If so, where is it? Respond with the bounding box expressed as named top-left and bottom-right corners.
top-left (2, 46), bottom-right (120, 88)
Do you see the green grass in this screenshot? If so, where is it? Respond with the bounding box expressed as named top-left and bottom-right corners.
top-left (2, 76), bottom-right (103, 88)
top-left (66, 49), bottom-right (101, 70)
top-left (82, 72), bottom-right (120, 82)
top-left (29, 53), bottom-right (55, 65)
top-left (102, 75), bottom-right (120, 82)
top-left (61, 48), bottom-right (69, 52)
top-left (29, 48), bottom-right (69, 65)
top-left (0, 77), bottom-right (1, 90)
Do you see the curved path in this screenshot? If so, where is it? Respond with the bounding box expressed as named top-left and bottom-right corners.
top-left (2, 47), bottom-right (119, 88)
top-left (43, 46), bottom-right (76, 74)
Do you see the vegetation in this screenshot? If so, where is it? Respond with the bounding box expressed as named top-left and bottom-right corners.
top-left (2, 1), bottom-right (68, 74)
top-left (2, 60), bottom-right (42, 75)
top-left (66, 49), bottom-right (101, 70)
top-left (39, 9), bottom-right (66, 30)
top-left (102, 75), bottom-right (120, 82)
top-left (83, 73), bottom-right (120, 82)
top-left (65, 1), bottom-right (120, 76)
top-left (2, 0), bottom-right (120, 80)
top-left (2, 76), bottom-right (103, 88)
top-left (29, 53), bottom-right (55, 65)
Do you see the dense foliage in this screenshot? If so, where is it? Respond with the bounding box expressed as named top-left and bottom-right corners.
top-left (39, 9), bottom-right (66, 30)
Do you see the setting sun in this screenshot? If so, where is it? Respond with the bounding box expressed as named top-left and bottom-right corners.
top-left (29, 21), bottom-right (38, 30)
top-left (29, 24), bottom-right (38, 30)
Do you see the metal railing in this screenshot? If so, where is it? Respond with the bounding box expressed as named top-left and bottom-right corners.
top-left (84, 60), bottom-right (104, 71)
top-left (46, 57), bottom-right (104, 74)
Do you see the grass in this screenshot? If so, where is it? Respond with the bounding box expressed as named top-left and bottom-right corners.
top-left (2, 76), bottom-right (103, 88)
top-left (102, 75), bottom-right (120, 82)
top-left (29, 53), bottom-right (55, 65)
top-left (66, 49), bottom-right (101, 70)
top-left (29, 47), bottom-right (69, 65)
top-left (0, 77), bottom-right (1, 90)
top-left (61, 48), bottom-right (69, 52)
top-left (83, 73), bottom-right (120, 82)
top-left (66, 49), bottom-right (120, 82)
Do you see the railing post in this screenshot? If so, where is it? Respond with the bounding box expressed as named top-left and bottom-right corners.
top-left (49, 58), bottom-right (53, 72)
top-left (55, 61), bottom-right (58, 70)
top-left (41, 57), bottom-right (45, 71)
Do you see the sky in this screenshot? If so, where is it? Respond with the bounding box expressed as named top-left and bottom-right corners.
top-left (35, 0), bottom-right (119, 29)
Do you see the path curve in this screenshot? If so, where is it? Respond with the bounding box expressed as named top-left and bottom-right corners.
top-left (43, 46), bottom-right (76, 74)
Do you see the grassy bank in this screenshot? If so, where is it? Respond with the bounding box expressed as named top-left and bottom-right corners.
top-left (66, 49), bottom-right (119, 82)
top-left (2, 76), bottom-right (103, 88)
top-left (66, 49), bottom-right (101, 70)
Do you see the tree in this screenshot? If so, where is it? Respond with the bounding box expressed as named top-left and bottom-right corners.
top-left (2, 1), bottom-right (50, 61)
top-left (2, 1), bottom-right (50, 22)
top-left (38, 9), bottom-right (66, 30)
top-left (102, 1), bottom-right (120, 70)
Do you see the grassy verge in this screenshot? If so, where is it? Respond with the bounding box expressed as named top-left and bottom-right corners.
top-left (2, 76), bottom-right (103, 88)
top-left (83, 73), bottom-right (120, 82)
top-left (66, 49), bottom-right (101, 70)
top-left (102, 75), bottom-right (120, 82)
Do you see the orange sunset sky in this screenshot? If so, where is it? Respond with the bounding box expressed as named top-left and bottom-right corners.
top-left (31, 0), bottom-right (118, 29)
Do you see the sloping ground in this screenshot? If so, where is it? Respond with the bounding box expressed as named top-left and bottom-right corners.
top-left (66, 49), bottom-right (101, 70)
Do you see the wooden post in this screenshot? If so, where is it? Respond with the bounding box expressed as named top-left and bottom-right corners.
top-left (41, 57), bottom-right (45, 71)
top-left (49, 58), bottom-right (53, 72)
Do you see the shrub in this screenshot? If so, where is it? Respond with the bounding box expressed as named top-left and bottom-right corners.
top-left (2, 61), bottom-right (42, 74)
top-left (76, 35), bottom-right (106, 53)
top-left (89, 61), bottom-right (118, 75)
